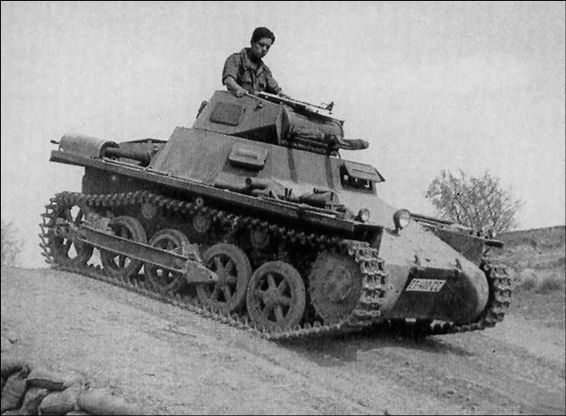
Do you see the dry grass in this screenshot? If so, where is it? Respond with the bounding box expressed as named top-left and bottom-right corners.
top-left (500, 226), bottom-right (565, 296)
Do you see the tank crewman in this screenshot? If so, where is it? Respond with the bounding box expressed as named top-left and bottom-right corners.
top-left (222, 26), bottom-right (286, 97)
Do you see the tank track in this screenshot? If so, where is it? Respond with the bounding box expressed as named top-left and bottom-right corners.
top-left (39, 191), bottom-right (388, 341)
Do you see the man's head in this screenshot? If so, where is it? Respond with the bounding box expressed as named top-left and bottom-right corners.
top-left (249, 27), bottom-right (275, 61)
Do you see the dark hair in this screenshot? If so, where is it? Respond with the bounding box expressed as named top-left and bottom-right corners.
top-left (251, 27), bottom-right (275, 44)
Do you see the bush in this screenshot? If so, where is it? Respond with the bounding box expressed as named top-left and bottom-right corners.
top-left (515, 269), bottom-right (565, 293)
top-left (1, 219), bottom-right (22, 266)
top-left (535, 273), bottom-right (565, 294)
top-left (515, 269), bottom-right (538, 291)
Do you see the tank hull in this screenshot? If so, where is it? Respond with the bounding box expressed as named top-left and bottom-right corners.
top-left (40, 91), bottom-right (513, 339)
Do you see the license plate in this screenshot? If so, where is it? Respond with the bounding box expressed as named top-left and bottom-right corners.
top-left (405, 278), bottom-right (446, 293)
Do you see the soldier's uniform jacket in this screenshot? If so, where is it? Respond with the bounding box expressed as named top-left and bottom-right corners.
top-left (222, 48), bottom-right (281, 94)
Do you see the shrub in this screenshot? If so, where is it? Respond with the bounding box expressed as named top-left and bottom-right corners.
top-left (515, 269), bottom-right (538, 291)
top-left (535, 273), bottom-right (565, 294)
top-left (515, 269), bottom-right (565, 293)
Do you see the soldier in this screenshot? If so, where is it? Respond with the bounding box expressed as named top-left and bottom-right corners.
top-left (222, 27), bottom-right (286, 97)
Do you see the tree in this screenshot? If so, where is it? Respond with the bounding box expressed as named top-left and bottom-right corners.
top-left (425, 170), bottom-right (522, 234)
top-left (1, 219), bottom-right (22, 266)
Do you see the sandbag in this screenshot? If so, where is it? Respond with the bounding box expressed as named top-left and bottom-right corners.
top-left (77, 388), bottom-right (141, 415)
top-left (26, 368), bottom-right (66, 391)
top-left (19, 387), bottom-right (49, 416)
top-left (1, 358), bottom-right (27, 380)
top-left (38, 384), bottom-right (81, 415)
top-left (1, 367), bottom-right (30, 413)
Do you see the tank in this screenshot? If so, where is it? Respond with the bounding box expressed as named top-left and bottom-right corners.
top-left (39, 90), bottom-right (513, 339)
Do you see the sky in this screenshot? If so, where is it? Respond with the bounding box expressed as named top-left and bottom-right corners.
top-left (1, 1), bottom-right (565, 267)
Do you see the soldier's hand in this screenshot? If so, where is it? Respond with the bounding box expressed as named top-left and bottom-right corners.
top-left (234, 88), bottom-right (247, 98)
top-left (277, 91), bottom-right (290, 99)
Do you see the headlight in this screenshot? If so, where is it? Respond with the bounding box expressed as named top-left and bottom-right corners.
top-left (356, 208), bottom-right (371, 223)
top-left (393, 209), bottom-right (411, 231)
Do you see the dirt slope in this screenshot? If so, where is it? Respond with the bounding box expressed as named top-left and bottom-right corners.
top-left (1, 264), bottom-right (564, 415)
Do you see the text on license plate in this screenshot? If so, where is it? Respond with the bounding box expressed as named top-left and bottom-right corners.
top-left (405, 278), bottom-right (446, 293)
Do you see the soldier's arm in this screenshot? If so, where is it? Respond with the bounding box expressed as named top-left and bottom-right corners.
top-left (222, 54), bottom-right (247, 96)
top-left (224, 76), bottom-right (247, 97)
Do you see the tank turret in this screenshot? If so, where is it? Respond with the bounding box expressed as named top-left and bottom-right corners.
top-left (193, 90), bottom-right (369, 155)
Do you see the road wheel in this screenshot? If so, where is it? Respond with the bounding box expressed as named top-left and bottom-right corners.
top-left (100, 216), bottom-right (146, 280)
top-left (144, 228), bottom-right (192, 293)
top-left (308, 251), bottom-right (363, 324)
top-left (196, 243), bottom-right (252, 313)
top-left (246, 261), bottom-right (306, 331)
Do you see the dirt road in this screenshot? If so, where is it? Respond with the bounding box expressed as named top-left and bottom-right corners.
top-left (1, 266), bottom-right (564, 415)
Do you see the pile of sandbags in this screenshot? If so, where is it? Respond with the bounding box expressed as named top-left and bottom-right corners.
top-left (1, 358), bottom-right (143, 415)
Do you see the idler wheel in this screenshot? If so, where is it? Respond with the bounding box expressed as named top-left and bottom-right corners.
top-left (50, 200), bottom-right (93, 266)
top-left (144, 229), bottom-right (191, 293)
top-left (308, 251), bottom-right (363, 324)
top-left (246, 261), bottom-right (306, 331)
top-left (196, 243), bottom-right (252, 313)
top-left (100, 216), bottom-right (147, 280)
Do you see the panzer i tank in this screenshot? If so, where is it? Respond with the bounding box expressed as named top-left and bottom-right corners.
top-left (39, 90), bottom-right (512, 339)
